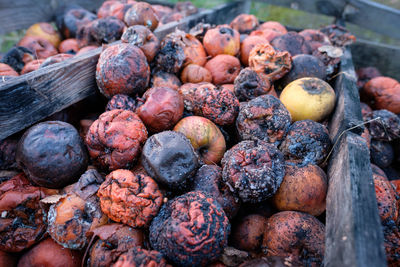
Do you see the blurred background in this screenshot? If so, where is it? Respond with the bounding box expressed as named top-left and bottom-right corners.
top-left (1, 0), bottom-right (399, 52)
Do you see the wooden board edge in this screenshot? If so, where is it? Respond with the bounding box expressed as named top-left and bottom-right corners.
top-left (0, 0), bottom-right (177, 34)
top-left (0, 1), bottom-right (244, 140)
top-left (344, 0), bottom-right (400, 40)
top-left (251, 0), bottom-right (400, 40)
top-left (325, 132), bottom-right (387, 267)
top-left (328, 47), bottom-right (364, 142)
top-left (0, 48), bottom-right (101, 140)
top-left (350, 38), bottom-right (400, 81)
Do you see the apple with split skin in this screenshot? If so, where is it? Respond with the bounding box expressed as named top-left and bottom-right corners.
top-left (173, 116), bottom-right (226, 164)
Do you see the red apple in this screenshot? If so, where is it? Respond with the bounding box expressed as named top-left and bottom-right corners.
top-left (203, 25), bottom-right (240, 57)
top-left (138, 87), bottom-right (184, 133)
top-left (271, 163), bottom-right (328, 216)
top-left (173, 116), bottom-right (226, 164)
top-left (0, 251), bottom-right (17, 267)
top-left (18, 238), bottom-right (82, 267)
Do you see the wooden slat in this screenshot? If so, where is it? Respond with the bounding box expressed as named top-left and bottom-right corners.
top-left (0, 0), bottom-right (56, 34)
top-left (0, 0), bottom-right (176, 34)
top-left (253, 0), bottom-right (400, 40)
top-left (0, 0), bottom-right (105, 34)
top-left (351, 38), bottom-right (400, 81)
top-left (328, 48), bottom-right (364, 142)
top-left (325, 132), bottom-right (387, 267)
top-left (0, 2), bottom-right (390, 265)
top-left (0, 1), bottom-right (245, 140)
top-left (324, 45), bottom-right (387, 267)
top-left (344, 0), bottom-right (400, 40)
top-left (0, 48), bottom-right (100, 140)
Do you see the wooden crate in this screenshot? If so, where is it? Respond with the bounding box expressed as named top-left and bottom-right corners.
top-left (351, 39), bottom-right (400, 80)
top-left (0, 1), bottom-right (395, 266)
top-left (325, 48), bottom-right (386, 267)
top-left (242, 0), bottom-right (400, 266)
top-left (243, 0), bottom-right (400, 81)
top-left (0, 0), bottom-right (246, 140)
top-left (245, 0), bottom-right (400, 40)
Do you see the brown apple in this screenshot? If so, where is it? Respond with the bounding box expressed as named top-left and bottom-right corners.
top-left (203, 25), bottom-right (240, 57)
top-left (272, 163), bottom-right (328, 216)
top-left (180, 64), bottom-right (212, 83)
top-left (59, 38), bottom-right (79, 54)
top-left (137, 87), bottom-right (184, 133)
top-left (240, 35), bottom-right (267, 66)
top-left (18, 238), bottom-right (82, 267)
top-left (258, 21), bottom-right (287, 34)
top-left (173, 116), bottom-right (226, 164)
top-left (249, 29), bottom-right (282, 42)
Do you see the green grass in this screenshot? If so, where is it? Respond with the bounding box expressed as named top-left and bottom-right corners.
top-left (165, 0), bottom-right (229, 9)
top-left (0, 30), bottom-right (26, 54)
top-left (250, 3), bottom-right (332, 29)
top-left (164, 0), bottom-right (400, 46)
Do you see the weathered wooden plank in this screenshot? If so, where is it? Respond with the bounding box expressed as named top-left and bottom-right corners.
top-left (0, 0), bottom-right (105, 34)
top-left (328, 47), bottom-right (364, 142)
top-left (0, 0), bottom-right (55, 34)
top-left (0, 0), bottom-right (175, 34)
top-left (253, 0), bottom-right (400, 39)
top-left (324, 42), bottom-right (387, 266)
top-left (59, 0), bottom-right (104, 12)
top-left (344, 0), bottom-right (400, 40)
top-left (0, 47), bottom-right (100, 140)
top-left (325, 132), bottom-right (386, 267)
top-left (0, 1), bottom-right (244, 140)
top-left (351, 38), bottom-right (400, 81)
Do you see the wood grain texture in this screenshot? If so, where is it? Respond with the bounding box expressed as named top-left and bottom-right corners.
top-left (0, 0), bottom-right (55, 34)
top-left (0, 1), bottom-right (391, 265)
top-left (351, 38), bottom-right (400, 80)
top-left (0, 1), bottom-right (244, 140)
top-left (325, 132), bottom-right (387, 267)
top-left (328, 47), bottom-right (364, 142)
top-left (0, 0), bottom-right (175, 34)
top-left (0, 47), bottom-right (101, 140)
top-left (0, 0), bottom-right (105, 34)
top-left (253, 0), bottom-right (400, 39)
top-left (325, 45), bottom-right (387, 267)
top-left (344, 0), bottom-right (400, 40)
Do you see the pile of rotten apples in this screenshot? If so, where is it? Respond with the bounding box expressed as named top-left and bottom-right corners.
top-left (0, 0), bottom-right (198, 79)
top-left (0, 7), bottom-right (361, 267)
top-left (356, 67), bottom-right (400, 266)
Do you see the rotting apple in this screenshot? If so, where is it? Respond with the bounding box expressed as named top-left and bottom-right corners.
top-left (280, 77), bottom-right (335, 122)
top-left (59, 39), bottom-right (79, 54)
top-left (203, 25), bottom-right (240, 57)
top-left (272, 163), bottom-right (328, 216)
top-left (137, 87), bottom-right (184, 133)
top-left (258, 21), bottom-right (287, 34)
top-left (240, 35), bottom-right (267, 66)
top-left (18, 36), bottom-right (58, 60)
top-left (173, 116), bottom-right (226, 164)
top-left (25, 22), bottom-right (62, 49)
top-left (0, 63), bottom-right (19, 77)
